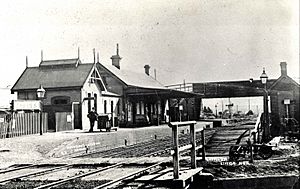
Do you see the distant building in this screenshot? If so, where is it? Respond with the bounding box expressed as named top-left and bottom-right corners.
top-left (167, 62), bottom-right (300, 136)
top-left (0, 87), bottom-right (16, 109)
top-left (268, 62), bottom-right (300, 135)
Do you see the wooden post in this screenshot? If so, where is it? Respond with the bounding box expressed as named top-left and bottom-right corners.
top-left (172, 124), bottom-right (179, 179)
top-left (249, 130), bottom-right (254, 163)
top-left (27, 113), bottom-right (31, 135)
top-left (156, 103), bottom-right (159, 126)
top-left (40, 111), bottom-right (43, 135)
top-left (36, 113), bottom-right (38, 134)
top-left (190, 123), bottom-right (196, 168)
top-left (168, 99), bottom-right (171, 123)
top-left (249, 140), bottom-right (253, 163)
top-left (201, 129), bottom-right (206, 161)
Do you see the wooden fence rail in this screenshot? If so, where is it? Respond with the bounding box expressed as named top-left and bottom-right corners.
top-left (168, 121), bottom-right (206, 179)
top-left (0, 112), bottom-right (47, 139)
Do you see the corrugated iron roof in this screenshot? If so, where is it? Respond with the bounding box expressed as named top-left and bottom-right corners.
top-left (97, 63), bottom-right (166, 89)
top-left (12, 63), bottom-right (94, 91)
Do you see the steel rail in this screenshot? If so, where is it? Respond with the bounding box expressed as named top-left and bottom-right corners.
top-left (0, 164), bottom-right (35, 174)
top-left (34, 163), bottom-right (123, 189)
top-left (93, 162), bottom-right (163, 189)
top-left (73, 131), bottom-right (209, 159)
top-left (3, 129), bottom-right (215, 188)
top-left (93, 130), bottom-right (214, 188)
top-left (71, 137), bottom-right (172, 158)
top-left (0, 164), bottom-right (72, 183)
top-left (99, 131), bottom-right (214, 158)
top-left (146, 130), bottom-right (214, 157)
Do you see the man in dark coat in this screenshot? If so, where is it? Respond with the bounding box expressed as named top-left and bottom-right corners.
top-left (87, 107), bottom-right (98, 132)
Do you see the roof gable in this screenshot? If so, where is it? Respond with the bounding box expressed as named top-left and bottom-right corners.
top-left (97, 63), bottom-right (166, 89)
top-left (12, 63), bottom-right (94, 91)
top-left (87, 65), bottom-right (107, 91)
top-left (269, 75), bottom-right (300, 91)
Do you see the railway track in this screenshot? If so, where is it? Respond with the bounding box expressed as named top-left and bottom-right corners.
top-left (0, 129), bottom-right (215, 188)
top-left (205, 124), bottom-right (256, 156)
top-left (73, 129), bottom-right (215, 159)
top-left (0, 162), bottom-right (168, 189)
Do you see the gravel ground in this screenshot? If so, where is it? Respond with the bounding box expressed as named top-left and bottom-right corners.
top-left (200, 142), bottom-right (299, 178)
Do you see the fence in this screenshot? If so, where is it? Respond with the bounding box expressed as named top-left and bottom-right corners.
top-left (0, 112), bottom-right (48, 139)
top-left (169, 121), bottom-right (206, 179)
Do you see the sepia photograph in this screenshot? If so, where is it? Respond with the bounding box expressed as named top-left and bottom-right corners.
top-left (0, 0), bottom-right (299, 188)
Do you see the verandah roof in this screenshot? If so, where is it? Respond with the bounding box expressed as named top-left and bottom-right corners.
top-left (125, 86), bottom-right (202, 99)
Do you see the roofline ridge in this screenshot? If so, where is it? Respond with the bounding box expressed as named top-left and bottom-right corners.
top-left (41, 58), bottom-right (79, 62)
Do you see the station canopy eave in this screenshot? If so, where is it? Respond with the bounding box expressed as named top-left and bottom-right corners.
top-left (125, 86), bottom-right (202, 99)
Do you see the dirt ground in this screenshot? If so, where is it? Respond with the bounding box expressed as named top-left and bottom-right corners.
top-left (199, 141), bottom-right (299, 178)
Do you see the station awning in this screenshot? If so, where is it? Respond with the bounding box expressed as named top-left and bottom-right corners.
top-left (125, 86), bottom-right (202, 99)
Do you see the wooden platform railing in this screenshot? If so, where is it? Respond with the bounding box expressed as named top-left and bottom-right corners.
top-left (0, 112), bottom-right (48, 139)
top-left (168, 121), bottom-right (206, 179)
top-left (250, 113), bottom-right (263, 143)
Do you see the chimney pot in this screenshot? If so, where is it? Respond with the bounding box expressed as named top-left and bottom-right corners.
top-left (111, 43), bottom-right (121, 69)
top-left (280, 62), bottom-right (287, 76)
top-left (144, 65), bottom-right (150, 76)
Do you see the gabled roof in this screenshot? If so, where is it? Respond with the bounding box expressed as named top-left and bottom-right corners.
top-left (97, 63), bottom-right (166, 89)
top-left (269, 75), bottom-right (300, 90)
top-left (39, 58), bottom-right (81, 67)
top-left (12, 63), bottom-right (94, 91)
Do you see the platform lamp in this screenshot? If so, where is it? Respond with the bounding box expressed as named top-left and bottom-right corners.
top-left (260, 68), bottom-right (270, 142)
top-left (37, 85), bottom-right (46, 135)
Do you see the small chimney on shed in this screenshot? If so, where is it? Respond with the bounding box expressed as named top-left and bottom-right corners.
top-left (144, 65), bottom-right (150, 76)
top-left (111, 44), bottom-right (122, 69)
top-left (280, 62), bottom-right (287, 76)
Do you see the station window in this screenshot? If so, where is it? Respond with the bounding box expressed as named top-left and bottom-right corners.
top-left (111, 101), bottom-right (114, 114)
top-left (94, 94), bottom-right (97, 112)
top-left (141, 102), bottom-right (144, 115)
top-left (88, 93), bottom-right (91, 112)
top-left (104, 100), bottom-right (107, 113)
top-left (135, 101), bottom-right (145, 115)
top-left (117, 101), bottom-right (120, 115)
top-left (136, 102), bottom-right (140, 114)
top-left (51, 96), bottom-right (70, 105)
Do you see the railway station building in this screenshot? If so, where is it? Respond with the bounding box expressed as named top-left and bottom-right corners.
top-left (11, 45), bottom-right (198, 131)
top-left (11, 58), bottom-right (120, 131)
top-left (96, 45), bottom-right (199, 127)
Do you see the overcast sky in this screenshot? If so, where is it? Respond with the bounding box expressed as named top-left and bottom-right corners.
top-left (0, 0), bottom-right (299, 88)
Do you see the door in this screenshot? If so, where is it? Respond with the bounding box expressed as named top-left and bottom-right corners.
top-left (73, 103), bottom-right (82, 129)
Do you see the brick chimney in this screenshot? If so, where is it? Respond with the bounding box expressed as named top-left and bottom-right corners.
top-left (111, 44), bottom-right (122, 69)
top-left (280, 62), bottom-right (287, 76)
top-left (144, 65), bottom-right (150, 76)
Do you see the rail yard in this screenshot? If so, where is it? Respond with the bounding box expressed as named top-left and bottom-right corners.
top-left (0, 120), bottom-right (299, 189)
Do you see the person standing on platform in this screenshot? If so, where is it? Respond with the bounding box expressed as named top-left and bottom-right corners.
top-left (87, 107), bottom-right (98, 132)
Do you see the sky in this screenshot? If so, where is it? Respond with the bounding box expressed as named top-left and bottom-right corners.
top-left (0, 0), bottom-right (299, 89)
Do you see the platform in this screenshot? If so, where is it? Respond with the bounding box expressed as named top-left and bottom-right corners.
top-left (135, 167), bottom-right (203, 189)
